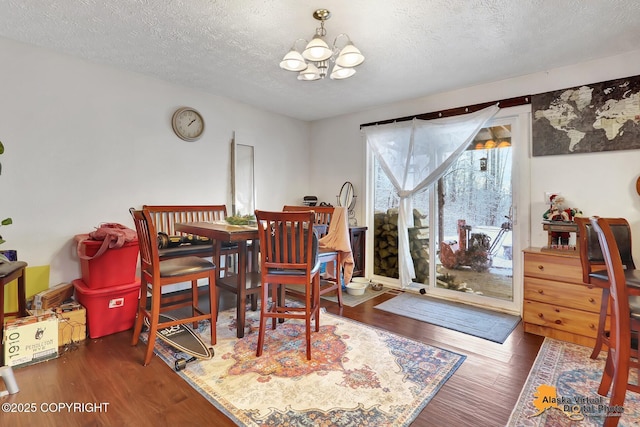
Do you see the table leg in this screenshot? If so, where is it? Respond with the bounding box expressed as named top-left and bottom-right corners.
top-left (18, 270), bottom-right (26, 317)
top-left (1, 266), bottom-right (27, 366)
top-left (236, 241), bottom-right (247, 338)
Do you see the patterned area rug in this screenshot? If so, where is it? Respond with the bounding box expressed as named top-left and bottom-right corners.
top-left (144, 305), bottom-right (466, 426)
top-left (507, 338), bottom-right (640, 426)
top-left (374, 292), bottom-right (520, 343)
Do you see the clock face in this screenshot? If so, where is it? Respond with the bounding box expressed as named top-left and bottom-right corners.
top-left (172, 107), bottom-right (205, 141)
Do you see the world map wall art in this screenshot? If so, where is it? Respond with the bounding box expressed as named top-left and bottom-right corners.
top-left (532, 74), bottom-right (640, 156)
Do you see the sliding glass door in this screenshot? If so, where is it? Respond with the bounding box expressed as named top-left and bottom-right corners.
top-left (366, 106), bottom-right (530, 313)
top-left (433, 120), bottom-right (513, 299)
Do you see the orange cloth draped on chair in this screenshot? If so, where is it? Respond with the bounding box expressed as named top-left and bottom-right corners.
top-left (319, 207), bottom-right (354, 285)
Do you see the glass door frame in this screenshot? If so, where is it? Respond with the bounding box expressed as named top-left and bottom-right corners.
top-left (364, 105), bottom-right (531, 315)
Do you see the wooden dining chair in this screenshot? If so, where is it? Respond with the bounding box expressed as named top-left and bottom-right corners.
top-left (282, 205), bottom-right (344, 307)
top-left (590, 217), bottom-right (640, 427)
top-left (0, 260), bottom-right (28, 366)
top-left (129, 208), bottom-right (218, 366)
top-left (143, 204), bottom-right (242, 277)
top-left (282, 205), bottom-right (334, 236)
top-left (575, 217), bottom-right (640, 359)
top-left (255, 210), bottom-right (321, 360)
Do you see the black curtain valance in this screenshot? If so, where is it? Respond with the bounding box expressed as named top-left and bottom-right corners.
top-left (359, 95), bottom-right (531, 128)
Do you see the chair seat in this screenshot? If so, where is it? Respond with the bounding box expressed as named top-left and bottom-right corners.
top-left (267, 261), bottom-right (321, 276)
top-left (318, 247), bottom-right (337, 256)
top-left (158, 242), bottom-right (241, 260)
top-left (159, 256), bottom-right (216, 278)
top-left (631, 295), bottom-right (640, 320)
top-left (590, 269), bottom-right (640, 289)
top-left (0, 261), bottom-right (28, 278)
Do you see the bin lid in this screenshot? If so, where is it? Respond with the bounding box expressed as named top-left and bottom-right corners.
top-left (72, 278), bottom-right (141, 296)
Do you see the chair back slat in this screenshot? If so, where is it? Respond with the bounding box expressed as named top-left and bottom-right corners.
top-left (144, 205), bottom-right (228, 237)
top-left (129, 208), bottom-right (160, 276)
top-left (282, 205), bottom-right (334, 238)
top-left (576, 217), bottom-right (635, 283)
top-left (256, 210), bottom-right (317, 272)
top-left (590, 217), bottom-right (632, 349)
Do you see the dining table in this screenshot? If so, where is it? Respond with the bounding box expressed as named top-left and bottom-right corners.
top-left (174, 221), bottom-right (260, 338)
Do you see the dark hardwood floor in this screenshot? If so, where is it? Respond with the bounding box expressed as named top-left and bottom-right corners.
top-left (2, 289), bottom-right (544, 426)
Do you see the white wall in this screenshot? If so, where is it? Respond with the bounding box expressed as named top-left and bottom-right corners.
top-left (4, 35), bottom-right (640, 288)
top-left (0, 38), bottom-right (311, 285)
top-left (309, 49), bottom-right (640, 262)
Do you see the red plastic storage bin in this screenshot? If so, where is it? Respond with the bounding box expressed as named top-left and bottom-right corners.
top-left (76, 235), bottom-right (139, 289)
top-left (73, 279), bottom-right (140, 338)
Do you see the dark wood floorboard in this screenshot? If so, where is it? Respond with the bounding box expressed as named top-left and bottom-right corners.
top-left (2, 290), bottom-right (544, 426)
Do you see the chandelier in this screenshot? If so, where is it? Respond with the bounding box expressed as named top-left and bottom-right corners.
top-left (279, 9), bottom-right (365, 81)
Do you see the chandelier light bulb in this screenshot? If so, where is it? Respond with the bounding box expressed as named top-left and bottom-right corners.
top-left (279, 49), bottom-right (307, 72)
top-left (335, 43), bottom-right (365, 68)
top-left (330, 64), bottom-right (356, 80)
top-left (302, 36), bottom-right (332, 61)
top-left (298, 62), bottom-right (322, 81)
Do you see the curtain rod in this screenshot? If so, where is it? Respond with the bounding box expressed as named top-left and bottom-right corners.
top-left (359, 95), bottom-right (531, 128)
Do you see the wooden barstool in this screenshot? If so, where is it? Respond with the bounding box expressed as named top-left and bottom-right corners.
top-left (1, 261), bottom-right (28, 365)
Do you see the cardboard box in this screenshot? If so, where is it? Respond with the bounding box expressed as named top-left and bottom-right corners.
top-left (32, 282), bottom-right (74, 309)
top-left (28, 302), bottom-right (87, 346)
top-left (3, 313), bottom-right (58, 368)
top-left (55, 303), bottom-right (87, 345)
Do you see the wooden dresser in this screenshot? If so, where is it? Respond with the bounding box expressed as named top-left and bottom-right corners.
top-left (522, 247), bottom-right (607, 347)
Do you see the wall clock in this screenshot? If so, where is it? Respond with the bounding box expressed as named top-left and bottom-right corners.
top-left (172, 107), bottom-right (205, 141)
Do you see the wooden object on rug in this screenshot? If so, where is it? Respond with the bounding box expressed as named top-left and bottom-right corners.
top-left (590, 217), bottom-right (640, 427)
top-left (254, 210), bottom-right (320, 360)
top-left (129, 208), bottom-right (217, 366)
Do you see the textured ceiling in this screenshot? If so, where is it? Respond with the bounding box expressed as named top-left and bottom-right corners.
top-left (1, 0), bottom-right (639, 121)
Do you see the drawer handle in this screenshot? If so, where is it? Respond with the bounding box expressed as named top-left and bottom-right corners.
top-left (589, 323), bottom-right (596, 329)
top-left (588, 297), bottom-right (595, 303)
top-left (537, 265), bottom-right (544, 271)
top-left (538, 313), bottom-right (544, 318)
top-left (555, 319), bottom-right (562, 325)
top-left (538, 290), bottom-right (544, 294)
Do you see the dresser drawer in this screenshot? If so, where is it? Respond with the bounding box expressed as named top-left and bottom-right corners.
top-left (524, 277), bottom-right (603, 313)
top-left (523, 300), bottom-right (600, 338)
top-left (523, 251), bottom-right (583, 284)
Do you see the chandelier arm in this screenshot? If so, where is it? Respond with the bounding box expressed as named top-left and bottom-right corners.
top-left (290, 38), bottom-right (309, 52)
top-left (332, 33), bottom-right (353, 49)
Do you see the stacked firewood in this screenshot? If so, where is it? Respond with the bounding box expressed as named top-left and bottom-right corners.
top-left (373, 209), bottom-right (429, 283)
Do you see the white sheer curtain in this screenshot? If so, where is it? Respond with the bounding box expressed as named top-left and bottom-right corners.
top-left (363, 105), bottom-right (499, 288)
